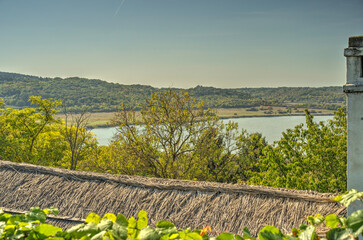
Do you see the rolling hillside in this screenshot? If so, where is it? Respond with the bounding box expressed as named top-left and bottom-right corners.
top-left (0, 71), bottom-right (345, 112)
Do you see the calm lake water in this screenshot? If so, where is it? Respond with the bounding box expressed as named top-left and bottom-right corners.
top-left (91, 115), bottom-right (333, 146)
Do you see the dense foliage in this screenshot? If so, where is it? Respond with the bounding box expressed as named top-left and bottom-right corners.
top-left (0, 97), bottom-right (97, 169)
top-left (248, 108), bottom-right (347, 192)
top-left (1, 190), bottom-right (362, 240)
top-left (0, 72), bottom-right (344, 112)
top-left (0, 91), bottom-right (347, 192)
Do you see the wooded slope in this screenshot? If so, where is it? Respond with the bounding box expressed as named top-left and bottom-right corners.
top-left (0, 71), bottom-right (344, 112)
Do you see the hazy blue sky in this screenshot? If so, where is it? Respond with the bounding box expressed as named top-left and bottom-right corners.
top-left (0, 0), bottom-right (362, 88)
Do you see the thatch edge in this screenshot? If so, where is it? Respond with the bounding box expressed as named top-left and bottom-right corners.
top-left (1, 160), bottom-right (338, 203)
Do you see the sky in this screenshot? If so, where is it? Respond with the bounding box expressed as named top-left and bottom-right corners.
top-left (0, 0), bottom-right (362, 89)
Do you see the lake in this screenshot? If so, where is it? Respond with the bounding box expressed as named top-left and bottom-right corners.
top-left (91, 115), bottom-right (333, 146)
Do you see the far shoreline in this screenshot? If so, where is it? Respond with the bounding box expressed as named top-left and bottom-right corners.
top-left (87, 112), bottom-right (334, 129)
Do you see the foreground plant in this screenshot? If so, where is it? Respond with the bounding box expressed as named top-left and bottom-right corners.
top-left (1, 190), bottom-right (362, 240)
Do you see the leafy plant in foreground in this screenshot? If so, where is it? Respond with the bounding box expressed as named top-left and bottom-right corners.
top-left (0, 207), bottom-right (59, 240)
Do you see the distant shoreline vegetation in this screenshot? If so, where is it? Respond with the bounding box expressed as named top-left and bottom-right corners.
top-left (0, 71), bottom-right (345, 115)
top-left (81, 110), bottom-right (335, 129)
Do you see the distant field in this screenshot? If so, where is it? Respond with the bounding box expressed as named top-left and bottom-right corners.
top-left (56, 112), bottom-right (116, 128)
top-left (56, 107), bottom-right (335, 128)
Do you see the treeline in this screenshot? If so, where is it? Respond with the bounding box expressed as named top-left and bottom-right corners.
top-left (0, 71), bottom-right (345, 112)
top-left (0, 91), bottom-right (347, 193)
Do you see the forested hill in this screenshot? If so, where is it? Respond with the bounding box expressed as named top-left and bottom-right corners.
top-left (0, 71), bottom-right (344, 112)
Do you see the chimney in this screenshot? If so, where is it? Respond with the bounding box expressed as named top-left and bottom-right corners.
top-left (343, 36), bottom-right (363, 215)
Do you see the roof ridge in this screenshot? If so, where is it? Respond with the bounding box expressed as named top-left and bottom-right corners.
top-left (0, 160), bottom-right (337, 203)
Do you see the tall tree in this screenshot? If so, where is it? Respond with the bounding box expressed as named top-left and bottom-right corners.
top-left (109, 90), bottom-right (238, 180)
top-left (62, 106), bottom-right (96, 170)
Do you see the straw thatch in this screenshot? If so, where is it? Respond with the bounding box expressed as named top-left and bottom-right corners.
top-left (0, 160), bottom-right (345, 236)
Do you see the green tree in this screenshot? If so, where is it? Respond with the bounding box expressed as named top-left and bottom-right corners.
top-left (62, 107), bottom-right (97, 170)
top-left (248, 108), bottom-right (347, 192)
top-left (0, 96), bottom-right (62, 163)
top-left (0, 96), bottom-right (97, 168)
top-left (105, 90), bottom-right (238, 181)
top-left (235, 131), bottom-right (268, 181)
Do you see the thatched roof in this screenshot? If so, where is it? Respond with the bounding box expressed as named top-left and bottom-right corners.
top-left (0, 160), bottom-right (345, 236)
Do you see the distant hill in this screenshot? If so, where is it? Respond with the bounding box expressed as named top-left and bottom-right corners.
top-left (0, 71), bottom-right (345, 112)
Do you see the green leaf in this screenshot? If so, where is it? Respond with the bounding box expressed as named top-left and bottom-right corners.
top-left (259, 226), bottom-right (284, 240)
top-left (179, 230), bottom-right (186, 239)
top-left (102, 232), bottom-right (114, 240)
top-left (326, 228), bottom-right (354, 240)
top-left (0, 221), bottom-right (6, 233)
top-left (160, 233), bottom-right (171, 240)
top-left (66, 223), bottom-right (85, 235)
top-left (235, 234), bottom-right (243, 240)
top-left (170, 233), bottom-right (179, 239)
top-left (334, 190), bottom-right (363, 207)
top-left (116, 214), bottom-right (128, 227)
top-left (160, 233), bottom-right (180, 240)
top-left (137, 210), bottom-right (148, 230)
top-left (43, 207), bottom-right (58, 215)
top-left (103, 213), bottom-right (117, 222)
top-left (186, 232), bottom-right (203, 240)
top-left (346, 209), bottom-right (363, 237)
top-left (49, 207), bottom-right (59, 216)
top-left (217, 233), bottom-right (235, 240)
top-left (66, 222), bottom-right (98, 239)
top-left (0, 212), bottom-right (12, 222)
top-left (156, 220), bottom-right (178, 236)
top-left (299, 224), bottom-right (308, 231)
top-left (333, 195), bottom-right (343, 203)
top-left (128, 217), bottom-right (138, 239)
top-left (242, 227), bottom-right (253, 240)
top-left (307, 214), bottom-right (324, 226)
top-left (156, 221), bottom-right (175, 229)
top-left (139, 226), bottom-right (161, 240)
top-left (284, 236), bottom-right (298, 240)
top-left (34, 224), bottom-right (62, 237)
top-left (111, 222), bottom-right (127, 240)
top-left (97, 219), bottom-right (113, 231)
top-left (79, 235), bottom-right (91, 240)
top-left (128, 217), bottom-right (137, 229)
top-left (81, 222), bottom-right (99, 236)
top-left (8, 215), bottom-right (24, 225)
top-left (90, 230), bottom-right (107, 240)
top-left (339, 217), bottom-right (348, 227)
top-left (298, 226), bottom-right (316, 240)
top-left (26, 207), bottom-right (47, 223)
top-left (325, 214), bottom-right (341, 228)
top-left (85, 213), bottom-right (101, 224)
top-left (13, 232), bottom-right (25, 239)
